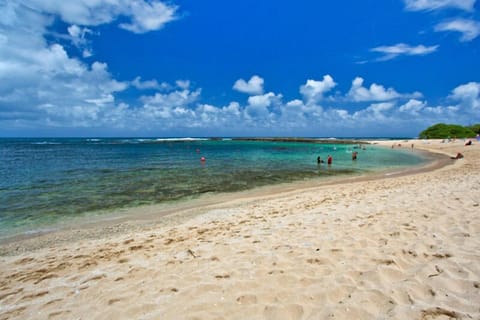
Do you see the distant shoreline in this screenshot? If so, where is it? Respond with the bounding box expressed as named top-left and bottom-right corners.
top-left (230, 137), bottom-right (371, 144)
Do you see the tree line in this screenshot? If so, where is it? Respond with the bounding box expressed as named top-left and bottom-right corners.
top-left (419, 123), bottom-right (480, 139)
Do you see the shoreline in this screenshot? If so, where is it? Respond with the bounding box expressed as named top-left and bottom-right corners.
top-left (0, 140), bottom-right (450, 253)
top-left (1, 138), bottom-right (478, 320)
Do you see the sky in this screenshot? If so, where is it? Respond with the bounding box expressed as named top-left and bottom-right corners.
top-left (0, 0), bottom-right (479, 137)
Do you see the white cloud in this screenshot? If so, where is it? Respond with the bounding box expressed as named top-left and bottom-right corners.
top-left (119, 1), bottom-right (178, 33)
top-left (133, 88), bottom-right (200, 129)
top-left (176, 80), bottom-right (191, 90)
top-left (399, 99), bottom-right (427, 114)
top-left (351, 102), bottom-right (395, 124)
top-left (404, 0), bottom-right (476, 11)
top-left (245, 92), bottom-right (282, 119)
top-left (247, 92), bottom-right (276, 108)
top-left (194, 102), bottom-right (243, 128)
top-left (23, 0), bottom-right (178, 32)
top-left (82, 49), bottom-right (93, 58)
top-left (299, 75), bottom-right (337, 103)
top-left (67, 24), bottom-right (94, 57)
top-left (131, 77), bottom-right (170, 90)
top-left (85, 94), bottom-right (115, 107)
top-left (67, 24), bottom-right (92, 45)
top-left (68, 25), bottom-right (84, 41)
top-left (0, 0), bottom-right (180, 132)
top-left (222, 102), bottom-right (241, 116)
top-left (141, 88), bottom-right (201, 109)
top-left (434, 19), bottom-right (480, 41)
top-left (286, 99), bottom-right (304, 109)
top-left (233, 75), bottom-right (264, 95)
top-left (347, 77), bottom-right (402, 102)
top-left (371, 102), bottom-right (395, 112)
top-left (450, 82), bottom-right (480, 109)
top-left (371, 43), bottom-right (439, 61)
top-left (0, 17), bottom-right (127, 127)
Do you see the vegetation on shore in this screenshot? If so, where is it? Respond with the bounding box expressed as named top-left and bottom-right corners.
top-left (419, 123), bottom-right (479, 139)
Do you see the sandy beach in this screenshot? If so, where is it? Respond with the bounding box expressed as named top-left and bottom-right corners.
top-left (1, 139), bottom-right (479, 320)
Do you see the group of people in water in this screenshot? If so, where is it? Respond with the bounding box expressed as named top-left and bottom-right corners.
top-left (315, 138), bottom-right (475, 165)
top-left (317, 150), bottom-right (358, 165)
top-left (317, 155), bottom-right (333, 165)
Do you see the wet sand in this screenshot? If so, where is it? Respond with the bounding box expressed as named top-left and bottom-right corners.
top-left (0, 139), bottom-right (479, 319)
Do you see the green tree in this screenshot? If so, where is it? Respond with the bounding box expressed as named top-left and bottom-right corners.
top-left (467, 124), bottom-right (480, 135)
top-left (419, 123), bottom-right (476, 139)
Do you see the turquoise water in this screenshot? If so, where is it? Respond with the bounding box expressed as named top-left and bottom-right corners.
top-left (0, 138), bottom-right (426, 238)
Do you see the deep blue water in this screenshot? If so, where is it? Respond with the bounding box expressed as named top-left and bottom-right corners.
top-left (0, 138), bottom-right (426, 237)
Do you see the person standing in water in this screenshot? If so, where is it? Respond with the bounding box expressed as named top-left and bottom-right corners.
top-left (327, 155), bottom-right (333, 165)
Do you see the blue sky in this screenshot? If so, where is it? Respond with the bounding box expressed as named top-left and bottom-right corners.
top-left (0, 0), bottom-right (479, 137)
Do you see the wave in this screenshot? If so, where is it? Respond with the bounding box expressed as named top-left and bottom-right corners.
top-left (155, 137), bottom-right (209, 142)
top-left (31, 141), bottom-right (62, 145)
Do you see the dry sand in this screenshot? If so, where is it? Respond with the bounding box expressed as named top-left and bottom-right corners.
top-left (1, 139), bottom-right (479, 320)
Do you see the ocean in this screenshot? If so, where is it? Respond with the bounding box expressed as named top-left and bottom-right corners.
top-left (0, 138), bottom-right (426, 239)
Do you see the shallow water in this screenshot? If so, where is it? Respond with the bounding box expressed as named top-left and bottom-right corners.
top-left (0, 138), bottom-right (425, 237)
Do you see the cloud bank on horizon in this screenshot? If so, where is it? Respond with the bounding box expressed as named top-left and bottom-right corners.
top-left (0, 0), bottom-right (479, 137)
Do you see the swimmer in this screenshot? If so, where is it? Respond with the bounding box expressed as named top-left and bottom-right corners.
top-left (352, 151), bottom-right (358, 161)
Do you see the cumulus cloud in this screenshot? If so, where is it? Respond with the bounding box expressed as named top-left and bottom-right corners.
top-left (434, 18), bottom-right (480, 41)
top-left (299, 75), bottom-right (337, 103)
top-left (404, 0), bottom-right (476, 11)
top-left (450, 81), bottom-right (480, 110)
top-left (141, 88), bottom-right (201, 110)
top-left (347, 77), bottom-right (401, 102)
top-left (399, 99), bottom-right (427, 114)
top-left (371, 43), bottom-right (439, 61)
top-left (245, 92), bottom-right (282, 119)
top-left (0, 19), bottom-right (127, 128)
top-left (233, 75), bottom-right (264, 95)
top-left (247, 92), bottom-right (276, 108)
top-left (120, 87), bottom-right (202, 131)
top-left (119, 1), bottom-right (178, 33)
top-left (352, 102), bottom-right (396, 123)
top-left (194, 102), bottom-right (243, 129)
top-left (23, 0), bottom-right (178, 32)
top-left (0, 0), bottom-right (181, 132)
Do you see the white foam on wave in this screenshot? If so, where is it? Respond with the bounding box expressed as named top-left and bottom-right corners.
top-left (31, 141), bottom-right (61, 145)
top-left (384, 171), bottom-right (404, 176)
top-left (22, 227), bottom-right (58, 236)
top-left (155, 137), bottom-right (208, 142)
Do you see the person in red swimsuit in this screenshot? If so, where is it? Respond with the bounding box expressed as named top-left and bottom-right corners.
top-left (327, 155), bottom-right (333, 165)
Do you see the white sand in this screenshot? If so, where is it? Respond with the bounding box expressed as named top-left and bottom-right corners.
top-left (1, 139), bottom-right (479, 320)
